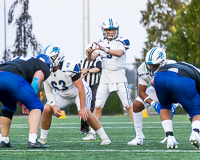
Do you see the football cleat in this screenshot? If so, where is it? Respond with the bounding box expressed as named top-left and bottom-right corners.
top-left (100, 138), bottom-right (111, 145)
top-left (167, 136), bottom-right (178, 149)
top-left (28, 139), bottom-right (49, 148)
top-left (189, 132), bottom-right (200, 149)
top-left (82, 132), bottom-right (96, 141)
top-left (0, 141), bottom-right (13, 148)
top-left (127, 135), bottom-right (144, 145)
top-left (38, 138), bottom-right (47, 145)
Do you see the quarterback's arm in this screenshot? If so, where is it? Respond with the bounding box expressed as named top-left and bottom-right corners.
top-left (31, 70), bottom-right (45, 93)
top-left (73, 78), bottom-right (88, 121)
top-left (87, 51), bottom-right (99, 61)
top-left (86, 43), bottom-right (99, 61)
top-left (94, 42), bottom-right (124, 57)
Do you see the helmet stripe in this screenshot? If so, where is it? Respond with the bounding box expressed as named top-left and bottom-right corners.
top-left (109, 18), bottom-right (114, 28)
top-left (43, 45), bottom-right (51, 54)
top-left (109, 18), bottom-right (113, 26)
top-left (149, 47), bottom-right (158, 61)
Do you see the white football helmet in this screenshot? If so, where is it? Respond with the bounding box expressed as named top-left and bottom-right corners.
top-left (145, 47), bottom-right (166, 76)
top-left (43, 44), bottom-right (64, 67)
top-left (102, 18), bottom-right (119, 40)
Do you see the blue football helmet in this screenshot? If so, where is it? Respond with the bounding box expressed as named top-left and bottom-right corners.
top-left (36, 54), bottom-right (53, 72)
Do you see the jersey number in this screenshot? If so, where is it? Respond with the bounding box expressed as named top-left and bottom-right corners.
top-left (106, 47), bottom-right (112, 58)
top-left (51, 80), bottom-right (68, 91)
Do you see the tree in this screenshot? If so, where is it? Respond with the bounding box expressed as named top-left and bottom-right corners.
top-left (139, 0), bottom-right (189, 61)
top-left (3, 0), bottom-right (42, 62)
top-left (166, 0), bottom-right (200, 65)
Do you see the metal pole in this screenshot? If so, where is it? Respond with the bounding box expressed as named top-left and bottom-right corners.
top-left (4, 0), bottom-right (7, 60)
top-left (83, 0), bottom-right (89, 59)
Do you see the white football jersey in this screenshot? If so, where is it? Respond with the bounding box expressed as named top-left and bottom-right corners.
top-left (94, 37), bottom-right (130, 83)
top-left (138, 59), bottom-right (176, 86)
top-left (44, 58), bottom-right (83, 106)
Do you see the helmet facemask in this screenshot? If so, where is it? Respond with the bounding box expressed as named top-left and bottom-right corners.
top-left (103, 28), bottom-right (119, 40)
top-left (50, 53), bottom-right (64, 67)
top-left (102, 18), bottom-right (119, 40)
top-left (43, 45), bottom-right (65, 68)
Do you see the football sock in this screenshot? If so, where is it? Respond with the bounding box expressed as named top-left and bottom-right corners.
top-left (133, 111), bottom-right (143, 137)
top-left (1, 136), bottom-right (9, 143)
top-left (96, 127), bottom-right (109, 139)
top-left (40, 129), bottom-right (49, 139)
top-left (161, 119), bottom-right (173, 135)
top-left (90, 128), bottom-right (96, 134)
top-left (29, 133), bottom-right (37, 143)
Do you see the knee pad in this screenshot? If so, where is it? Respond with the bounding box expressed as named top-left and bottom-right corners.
top-left (0, 109), bottom-right (13, 120)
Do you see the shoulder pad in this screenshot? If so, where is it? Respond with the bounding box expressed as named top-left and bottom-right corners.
top-left (137, 62), bottom-right (148, 76)
top-left (117, 37), bottom-right (130, 49)
top-left (166, 59), bottom-right (176, 65)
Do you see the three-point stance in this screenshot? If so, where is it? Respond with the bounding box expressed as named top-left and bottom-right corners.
top-left (128, 47), bottom-right (179, 146)
top-left (154, 62), bottom-right (200, 149)
top-left (38, 44), bottom-right (111, 146)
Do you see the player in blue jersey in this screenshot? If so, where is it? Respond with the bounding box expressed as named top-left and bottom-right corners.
top-left (153, 62), bottom-right (200, 149)
top-left (0, 54), bottom-right (52, 148)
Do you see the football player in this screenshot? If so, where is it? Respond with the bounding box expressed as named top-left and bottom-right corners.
top-left (0, 54), bottom-right (52, 148)
top-left (82, 18), bottom-right (133, 141)
top-left (128, 47), bottom-right (179, 145)
top-left (154, 62), bottom-right (200, 149)
top-left (38, 44), bottom-right (111, 146)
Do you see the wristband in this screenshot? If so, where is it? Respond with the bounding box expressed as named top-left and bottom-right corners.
top-left (150, 101), bottom-right (155, 106)
top-left (144, 96), bottom-right (150, 103)
top-left (104, 48), bottom-right (109, 52)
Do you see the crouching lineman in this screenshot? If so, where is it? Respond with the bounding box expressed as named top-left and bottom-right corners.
top-left (128, 47), bottom-right (180, 145)
top-left (154, 62), bottom-right (200, 149)
top-left (38, 44), bottom-right (111, 146)
top-left (0, 54), bottom-right (52, 148)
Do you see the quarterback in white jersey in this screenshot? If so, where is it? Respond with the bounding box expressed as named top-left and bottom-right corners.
top-left (128, 47), bottom-right (179, 146)
top-left (38, 44), bottom-right (111, 146)
top-left (82, 18), bottom-right (133, 142)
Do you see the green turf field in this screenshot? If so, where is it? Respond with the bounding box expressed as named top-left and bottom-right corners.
top-left (0, 115), bottom-right (199, 160)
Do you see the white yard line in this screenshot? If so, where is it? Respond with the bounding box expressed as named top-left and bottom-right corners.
top-left (0, 149), bottom-right (199, 153)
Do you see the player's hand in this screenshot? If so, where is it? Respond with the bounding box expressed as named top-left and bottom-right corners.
top-left (94, 42), bottom-right (105, 51)
top-left (52, 105), bottom-right (62, 117)
top-left (86, 43), bottom-right (95, 54)
top-left (150, 101), bottom-right (161, 114)
top-left (20, 103), bottom-right (30, 115)
top-left (78, 108), bottom-right (88, 121)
